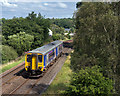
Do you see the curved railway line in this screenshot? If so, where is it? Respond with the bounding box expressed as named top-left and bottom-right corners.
top-left (1, 47), bottom-right (72, 95)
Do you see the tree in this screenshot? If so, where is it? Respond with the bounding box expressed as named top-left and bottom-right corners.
top-left (8, 32), bottom-right (34, 55)
top-left (71, 2), bottom-right (120, 94)
top-left (2, 12), bottom-right (51, 49)
top-left (1, 35), bottom-right (7, 45)
top-left (51, 18), bottom-right (74, 29)
top-left (72, 2), bottom-right (119, 75)
top-left (50, 24), bottom-right (65, 35)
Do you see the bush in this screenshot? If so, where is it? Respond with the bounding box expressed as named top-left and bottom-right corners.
top-left (2, 45), bottom-right (18, 64)
top-left (52, 34), bottom-right (60, 41)
top-left (8, 32), bottom-right (34, 55)
top-left (65, 65), bottom-right (114, 95)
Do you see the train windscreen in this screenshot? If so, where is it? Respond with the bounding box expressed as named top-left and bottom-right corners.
top-left (38, 55), bottom-right (42, 62)
top-left (27, 55), bottom-right (32, 62)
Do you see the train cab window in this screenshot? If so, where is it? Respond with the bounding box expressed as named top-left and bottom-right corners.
top-left (27, 55), bottom-right (32, 62)
top-left (38, 55), bottom-right (42, 62)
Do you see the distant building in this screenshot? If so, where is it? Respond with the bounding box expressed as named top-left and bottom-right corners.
top-left (69, 33), bottom-right (74, 36)
top-left (64, 33), bottom-right (68, 35)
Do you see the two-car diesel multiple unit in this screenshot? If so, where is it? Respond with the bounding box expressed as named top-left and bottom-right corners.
top-left (25, 40), bottom-right (63, 75)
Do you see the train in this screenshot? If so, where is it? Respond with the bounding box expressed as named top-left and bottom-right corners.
top-left (25, 40), bottom-right (63, 76)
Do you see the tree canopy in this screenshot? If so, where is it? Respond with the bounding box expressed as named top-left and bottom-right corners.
top-left (68, 2), bottom-right (120, 95)
top-left (2, 11), bottom-right (51, 49)
top-left (8, 32), bottom-right (34, 55)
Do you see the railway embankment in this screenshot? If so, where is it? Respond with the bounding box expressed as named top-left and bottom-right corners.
top-left (42, 53), bottom-right (73, 95)
top-left (0, 56), bottom-right (25, 74)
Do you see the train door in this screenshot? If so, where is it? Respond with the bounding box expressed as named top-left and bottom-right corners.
top-left (31, 56), bottom-right (37, 70)
top-left (31, 55), bottom-right (37, 70)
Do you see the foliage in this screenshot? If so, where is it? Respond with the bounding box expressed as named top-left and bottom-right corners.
top-left (50, 24), bottom-right (65, 35)
top-left (1, 57), bottom-right (25, 73)
top-left (43, 55), bottom-right (72, 95)
top-left (66, 33), bottom-right (71, 39)
top-left (1, 45), bottom-right (18, 64)
top-left (8, 32), bottom-right (34, 55)
top-left (2, 11), bottom-right (51, 49)
top-left (1, 35), bottom-right (7, 45)
top-left (52, 34), bottom-right (64, 41)
top-left (69, 27), bottom-right (75, 33)
top-left (65, 66), bottom-right (114, 95)
top-left (73, 2), bottom-right (119, 75)
top-left (50, 24), bottom-right (65, 40)
top-left (71, 2), bottom-right (120, 94)
top-left (52, 34), bottom-right (60, 41)
top-left (50, 18), bottom-right (74, 29)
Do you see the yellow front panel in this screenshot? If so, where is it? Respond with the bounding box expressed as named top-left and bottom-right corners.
top-left (32, 56), bottom-right (36, 70)
top-left (25, 53), bottom-right (44, 71)
top-left (25, 53), bottom-right (32, 71)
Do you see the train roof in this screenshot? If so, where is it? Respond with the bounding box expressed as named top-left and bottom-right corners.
top-left (28, 40), bottom-right (63, 55)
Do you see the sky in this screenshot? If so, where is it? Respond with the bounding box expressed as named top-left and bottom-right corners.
top-left (0, 0), bottom-right (78, 19)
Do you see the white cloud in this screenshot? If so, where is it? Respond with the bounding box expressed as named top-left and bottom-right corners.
top-left (2, 0), bottom-right (18, 7)
top-left (44, 3), bottom-right (48, 6)
top-left (58, 2), bottom-right (67, 8)
top-left (43, 2), bottom-right (67, 8)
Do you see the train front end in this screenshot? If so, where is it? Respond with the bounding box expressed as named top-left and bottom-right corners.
top-left (25, 53), bottom-right (44, 75)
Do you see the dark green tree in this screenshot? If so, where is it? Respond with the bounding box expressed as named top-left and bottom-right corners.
top-left (71, 2), bottom-right (120, 94)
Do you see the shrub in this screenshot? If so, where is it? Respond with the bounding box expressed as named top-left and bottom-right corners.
top-left (65, 65), bottom-right (114, 95)
top-left (2, 45), bottom-right (18, 64)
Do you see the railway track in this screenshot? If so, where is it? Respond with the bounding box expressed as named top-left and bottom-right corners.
top-left (25, 54), bottom-right (66, 95)
top-left (1, 47), bottom-right (72, 95)
top-left (1, 62), bottom-right (25, 86)
top-left (0, 61), bottom-right (24, 78)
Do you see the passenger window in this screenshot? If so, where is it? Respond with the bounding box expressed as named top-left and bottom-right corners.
top-left (38, 55), bottom-right (42, 62)
top-left (27, 55), bottom-right (32, 62)
top-left (49, 50), bottom-right (54, 61)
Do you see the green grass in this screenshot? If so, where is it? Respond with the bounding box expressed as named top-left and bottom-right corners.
top-left (42, 55), bottom-right (73, 95)
top-left (0, 56), bottom-right (25, 74)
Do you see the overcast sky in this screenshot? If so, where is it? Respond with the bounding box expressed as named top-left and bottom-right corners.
top-left (1, 0), bottom-right (77, 19)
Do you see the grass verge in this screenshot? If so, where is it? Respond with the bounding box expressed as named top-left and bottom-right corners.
top-left (0, 56), bottom-right (25, 74)
top-left (42, 55), bottom-right (72, 95)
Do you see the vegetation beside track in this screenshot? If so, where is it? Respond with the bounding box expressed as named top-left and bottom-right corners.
top-left (0, 56), bottom-right (25, 74)
top-left (42, 55), bottom-right (72, 95)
